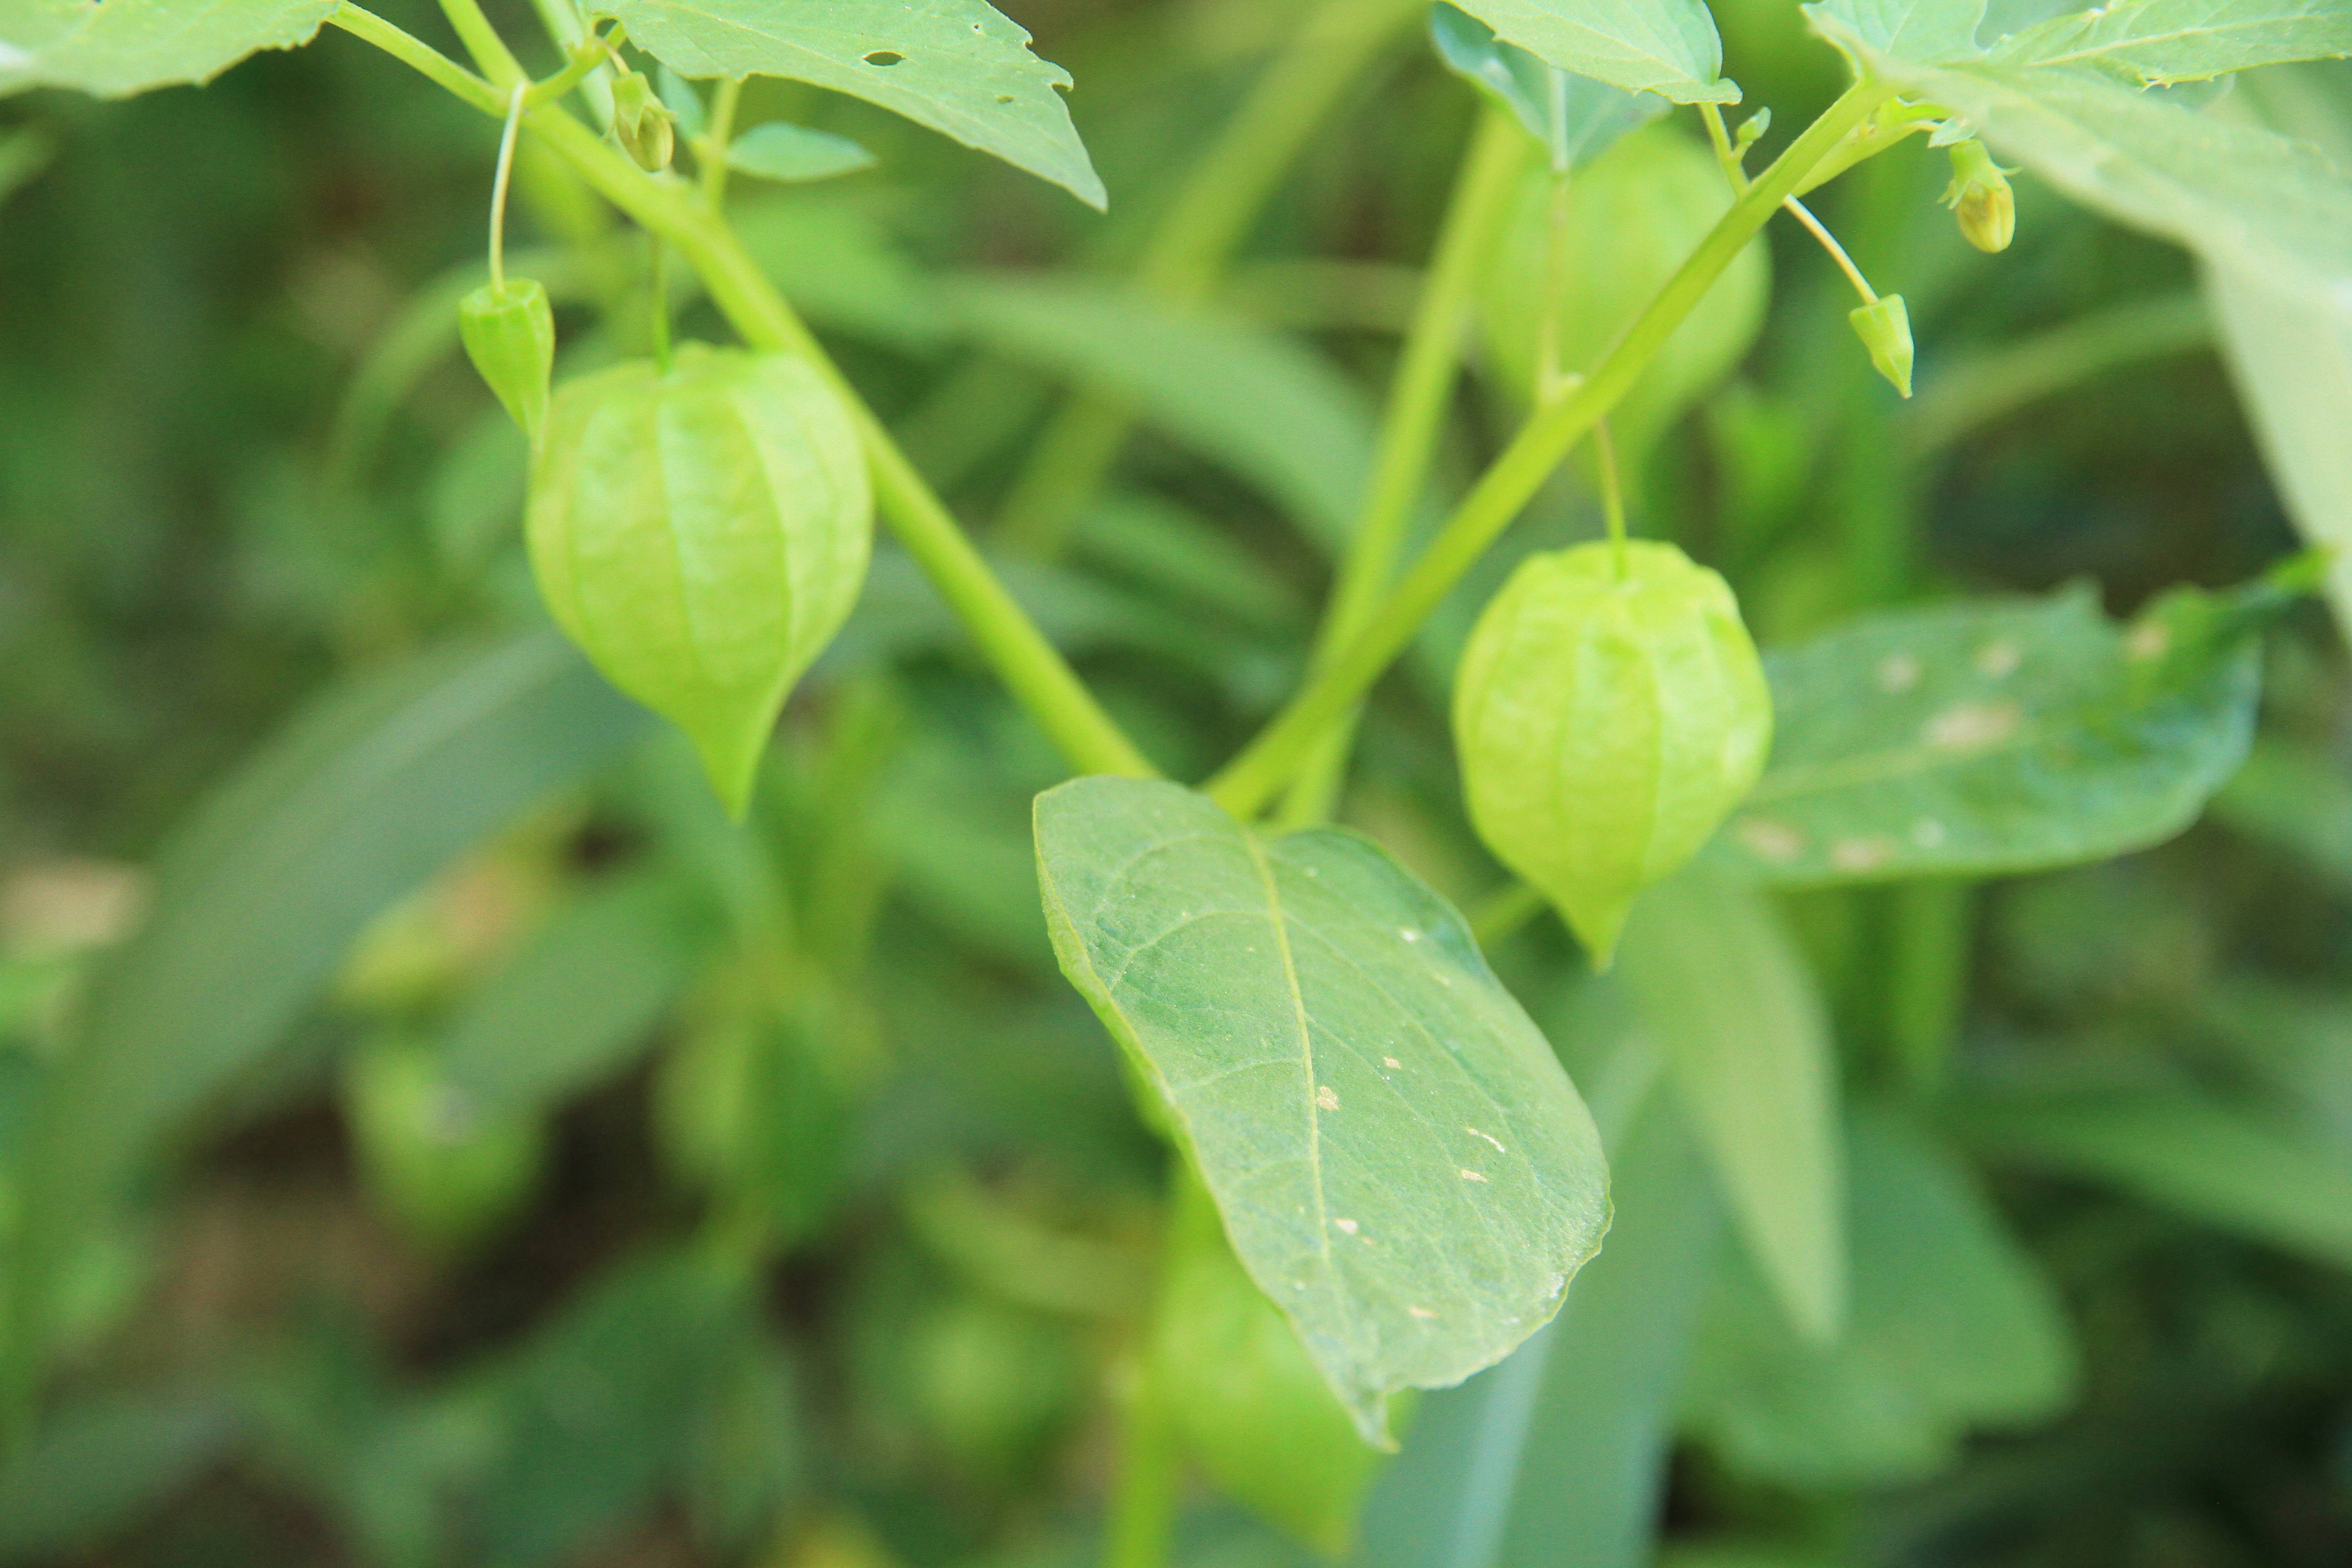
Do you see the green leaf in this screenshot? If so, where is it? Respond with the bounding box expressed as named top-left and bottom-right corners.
top-left (1805, 0), bottom-right (1988, 66)
top-left (727, 121), bottom-right (877, 182)
top-left (0, 1396), bottom-right (238, 1558)
top-left (1443, 0), bottom-right (1739, 102)
top-left (1355, 1093), bottom-right (1722, 1568)
top-left (471, 1248), bottom-right (756, 1566)
top-left (0, 124), bottom-right (52, 208)
top-left (439, 871), bottom-right (708, 1118)
top-left (1958, 1087), bottom-right (2352, 1269)
top-left (0, 0), bottom-right (334, 98)
top-left (946, 276), bottom-right (1378, 554)
top-left (1429, 2), bottom-right (1668, 168)
top-left (1033, 777), bottom-right (1610, 1445)
top-left (1155, 1180), bottom-right (1382, 1553)
top-left (17, 632), bottom-right (648, 1349)
top-left (1720, 578), bottom-right (2274, 887)
top-left (1811, 41), bottom-right (2352, 294)
top-left (605, 0), bottom-right (1104, 208)
top-left (1989, 0), bottom-right (2352, 84)
top-left (1617, 867), bottom-right (1847, 1344)
top-left (1681, 1103), bottom-right (2078, 1488)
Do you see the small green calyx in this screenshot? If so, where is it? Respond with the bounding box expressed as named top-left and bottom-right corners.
top-left (457, 278), bottom-right (556, 441)
top-left (1453, 540), bottom-right (1773, 967)
top-left (1849, 294), bottom-right (1915, 398)
top-left (612, 71), bottom-right (676, 172)
top-left (1941, 138), bottom-right (2016, 253)
top-left (527, 344), bottom-right (874, 815)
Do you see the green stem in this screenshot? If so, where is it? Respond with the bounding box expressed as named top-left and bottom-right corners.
top-left (487, 82), bottom-right (525, 291)
top-left (1595, 416), bottom-right (1628, 578)
top-left (1106, 1165), bottom-right (1219, 1568)
top-left (648, 237), bottom-right (672, 370)
top-left (348, 2), bottom-right (1157, 781)
top-left (332, 5), bottom-right (501, 111)
top-left (1274, 106), bottom-right (1529, 830)
top-left (995, 0), bottom-right (1427, 555)
top-left (1784, 194), bottom-right (1878, 303)
top-left (523, 0), bottom-right (616, 124)
top-left (1205, 80), bottom-right (1892, 819)
top-left (437, 0), bottom-right (525, 88)
top-left (701, 77), bottom-right (744, 207)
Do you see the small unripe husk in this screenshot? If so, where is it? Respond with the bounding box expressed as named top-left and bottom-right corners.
top-left (457, 277), bottom-right (555, 441)
top-left (1849, 294), bottom-right (1915, 398)
top-left (1454, 540), bottom-right (1772, 966)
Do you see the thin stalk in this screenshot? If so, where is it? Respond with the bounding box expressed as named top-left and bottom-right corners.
top-left (648, 237), bottom-right (672, 370)
top-left (524, 27), bottom-right (618, 113)
top-left (1595, 417), bottom-right (1628, 578)
top-left (1205, 81), bottom-right (1891, 819)
top-left (1102, 1357), bottom-right (1181, 1568)
top-left (351, 1), bottom-right (1158, 780)
top-left (1700, 101), bottom-right (1745, 188)
top-left (1274, 107), bottom-right (1529, 829)
top-left (488, 83), bottom-right (525, 290)
top-left (995, 0), bottom-right (1427, 555)
top-left (701, 77), bottom-right (744, 207)
top-left (1784, 195), bottom-right (1877, 302)
top-left (525, 0), bottom-right (616, 124)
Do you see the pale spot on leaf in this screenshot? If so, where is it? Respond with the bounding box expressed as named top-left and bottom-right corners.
top-left (1926, 699), bottom-right (2020, 751)
top-left (1383, 1056), bottom-right (1402, 1070)
top-left (1975, 639), bottom-right (2021, 678)
top-left (1911, 818), bottom-right (1947, 848)
top-left (1315, 1084), bottom-right (1338, 1112)
top-left (1399, 927), bottom-right (1421, 943)
top-left (1877, 652), bottom-right (1921, 692)
top-left (1334, 1217), bottom-right (1359, 1235)
top-left (1460, 1168), bottom-right (1489, 1183)
top-left (2126, 620), bottom-right (2172, 662)
top-left (1408, 1306), bottom-right (1439, 1319)
top-left (1737, 817), bottom-right (1807, 862)
top-left (1467, 1126), bottom-right (1506, 1153)
top-left (1830, 836), bottom-right (1896, 873)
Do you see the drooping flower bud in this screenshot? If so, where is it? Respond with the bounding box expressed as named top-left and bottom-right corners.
top-left (1941, 138), bottom-right (2015, 253)
top-left (1849, 294), bottom-right (1915, 398)
top-left (457, 277), bottom-right (555, 441)
top-left (611, 71), bottom-right (675, 172)
top-left (1453, 540), bottom-right (1773, 967)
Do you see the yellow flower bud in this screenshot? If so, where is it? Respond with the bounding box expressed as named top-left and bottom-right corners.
top-left (1941, 138), bottom-right (2016, 254)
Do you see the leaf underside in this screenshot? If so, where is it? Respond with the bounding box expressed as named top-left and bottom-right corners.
top-left (0, 0), bottom-right (336, 98)
top-left (1034, 777), bottom-right (1609, 1445)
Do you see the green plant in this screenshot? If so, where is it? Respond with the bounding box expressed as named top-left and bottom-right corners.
top-left (2, 0), bottom-right (2351, 1564)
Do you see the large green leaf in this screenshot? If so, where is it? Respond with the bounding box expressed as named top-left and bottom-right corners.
top-left (607, 0), bottom-right (1104, 208)
top-left (2202, 65), bottom-right (2352, 633)
top-left (1617, 868), bottom-right (1846, 1345)
top-left (1356, 1093), bottom-right (1722, 1568)
top-left (1958, 1087), bottom-right (2352, 1269)
top-left (0, 1396), bottom-right (238, 1558)
top-left (1429, 3), bottom-right (1669, 168)
top-left (1681, 1103), bottom-right (2078, 1488)
top-left (1719, 576), bottom-right (2278, 887)
top-left (1808, 0), bottom-right (1988, 65)
top-left (1445, 0), bottom-right (1740, 102)
top-left (439, 871), bottom-right (708, 1118)
top-left (0, 0), bottom-right (333, 98)
top-left (1033, 777), bottom-right (1609, 1444)
top-left (1989, 0), bottom-right (2352, 83)
top-left (946, 276), bottom-right (1378, 554)
top-left (17, 632), bottom-right (648, 1346)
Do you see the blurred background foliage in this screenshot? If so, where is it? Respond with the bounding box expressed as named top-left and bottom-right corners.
top-left (1, 0), bottom-right (2350, 1565)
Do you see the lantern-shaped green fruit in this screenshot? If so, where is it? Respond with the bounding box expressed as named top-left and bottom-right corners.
top-left (1480, 125), bottom-right (1769, 456)
top-left (528, 344), bottom-right (871, 814)
top-left (458, 277), bottom-right (555, 441)
top-left (1454, 540), bottom-right (1772, 966)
